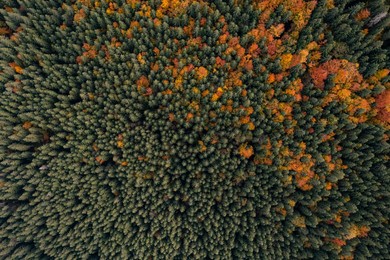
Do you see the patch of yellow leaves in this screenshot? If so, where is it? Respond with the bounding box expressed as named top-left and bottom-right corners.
top-left (292, 216), bottom-right (306, 228)
top-left (9, 62), bottom-right (23, 74)
top-left (238, 143), bottom-right (254, 159)
top-left (198, 141), bottom-right (207, 152)
top-left (74, 9), bottom-right (86, 22)
top-left (280, 53), bottom-right (293, 70)
top-left (211, 87), bottom-right (224, 101)
top-left (345, 225), bottom-right (370, 240)
top-left (22, 121), bottom-right (32, 129)
top-left (196, 66), bottom-right (208, 80)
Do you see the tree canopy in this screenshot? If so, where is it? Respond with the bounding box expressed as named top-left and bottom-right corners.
top-left (0, 0), bottom-right (389, 259)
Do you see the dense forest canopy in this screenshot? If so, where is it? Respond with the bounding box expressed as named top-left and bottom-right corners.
top-left (0, 0), bottom-right (389, 259)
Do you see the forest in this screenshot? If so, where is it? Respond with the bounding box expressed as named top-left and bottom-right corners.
top-left (0, 0), bottom-right (389, 259)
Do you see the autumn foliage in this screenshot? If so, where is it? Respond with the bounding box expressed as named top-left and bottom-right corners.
top-left (0, 0), bottom-right (389, 259)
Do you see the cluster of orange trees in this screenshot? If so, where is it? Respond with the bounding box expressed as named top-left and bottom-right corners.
top-left (0, 0), bottom-right (389, 259)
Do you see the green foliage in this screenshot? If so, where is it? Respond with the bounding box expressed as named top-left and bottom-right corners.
top-left (0, 0), bottom-right (389, 259)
